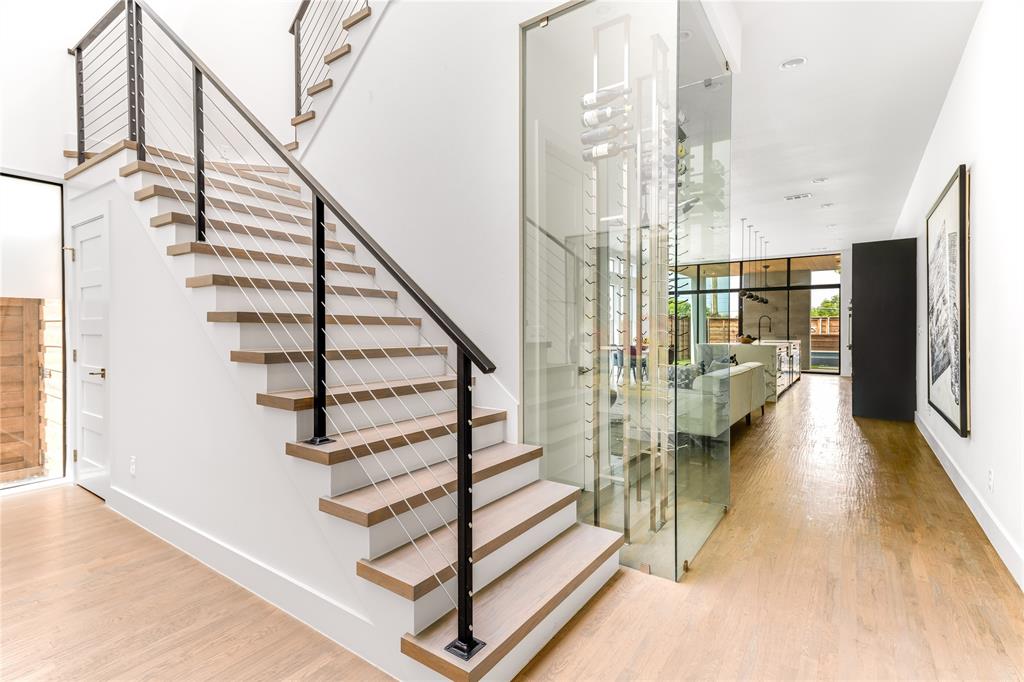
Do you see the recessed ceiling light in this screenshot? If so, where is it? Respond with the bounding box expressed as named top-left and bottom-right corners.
top-left (826, 224), bottom-right (838, 229)
top-left (784, 192), bottom-right (812, 201)
top-left (780, 57), bottom-right (807, 71)
top-left (680, 29), bottom-right (693, 42)
top-left (811, 177), bottom-right (828, 184)
top-left (821, 202), bottom-right (834, 209)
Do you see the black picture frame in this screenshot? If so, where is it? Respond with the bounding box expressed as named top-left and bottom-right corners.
top-left (925, 164), bottom-right (970, 437)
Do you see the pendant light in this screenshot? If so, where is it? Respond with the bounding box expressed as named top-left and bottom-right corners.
top-left (743, 225), bottom-right (756, 300)
top-left (750, 229), bottom-right (761, 301)
top-left (738, 218), bottom-right (748, 300)
top-left (757, 235), bottom-right (765, 301)
top-left (761, 239), bottom-right (771, 304)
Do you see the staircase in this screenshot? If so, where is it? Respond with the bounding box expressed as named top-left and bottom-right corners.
top-left (63, 2), bottom-right (622, 680)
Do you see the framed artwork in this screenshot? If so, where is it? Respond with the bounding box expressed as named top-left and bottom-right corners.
top-left (926, 164), bottom-right (970, 437)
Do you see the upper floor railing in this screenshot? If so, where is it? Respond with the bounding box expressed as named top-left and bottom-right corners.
top-left (288, 0), bottom-right (369, 117)
top-left (69, 0), bottom-right (490, 660)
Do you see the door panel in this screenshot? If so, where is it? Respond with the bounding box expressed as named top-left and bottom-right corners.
top-left (72, 215), bottom-right (110, 498)
top-left (0, 298), bottom-right (43, 482)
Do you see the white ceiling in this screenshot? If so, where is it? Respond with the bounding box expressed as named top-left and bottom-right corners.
top-left (729, 0), bottom-right (981, 259)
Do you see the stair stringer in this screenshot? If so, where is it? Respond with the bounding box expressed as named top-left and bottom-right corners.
top-left (62, 154), bottom-right (524, 681)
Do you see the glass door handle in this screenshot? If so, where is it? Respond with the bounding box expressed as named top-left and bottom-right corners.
top-left (88, 368), bottom-right (107, 379)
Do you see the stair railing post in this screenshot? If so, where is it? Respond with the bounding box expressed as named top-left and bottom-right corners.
top-left (306, 195), bottom-right (334, 446)
top-left (445, 348), bottom-right (485, 661)
top-left (75, 47), bottom-right (85, 164)
top-left (293, 18), bottom-right (302, 117)
top-left (192, 65), bottom-right (206, 242)
top-left (133, 2), bottom-right (146, 161)
top-left (125, 0), bottom-right (139, 151)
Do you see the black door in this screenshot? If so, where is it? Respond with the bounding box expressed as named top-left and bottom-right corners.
top-left (851, 238), bottom-right (917, 420)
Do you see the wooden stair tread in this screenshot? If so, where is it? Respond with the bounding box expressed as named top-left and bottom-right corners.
top-left (135, 183), bottom-right (310, 212)
top-left (285, 141), bottom-right (300, 152)
top-left (325, 43), bottom-right (351, 64)
top-left (64, 140), bottom-right (138, 180)
top-left (120, 160), bottom-right (302, 193)
top-left (356, 480), bottom-right (578, 601)
top-left (64, 141), bottom-right (290, 176)
top-left (285, 407), bottom-right (506, 465)
top-left (143, 144), bottom-right (291, 173)
top-left (307, 79), bottom-right (333, 96)
top-left (152, 211), bottom-right (345, 244)
top-left (400, 523), bottom-right (624, 682)
top-left (320, 442), bottom-right (542, 526)
top-left (207, 311), bottom-right (421, 327)
top-left (342, 5), bottom-right (371, 29)
top-left (135, 185), bottom-right (331, 228)
top-left (230, 345), bottom-right (447, 365)
top-left (292, 111), bottom-right (316, 126)
top-left (257, 375), bottom-right (456, 411)
top-left (167, 241), bottom-right (372, 274)
top-left (186, 273), bottom-right (394, 299)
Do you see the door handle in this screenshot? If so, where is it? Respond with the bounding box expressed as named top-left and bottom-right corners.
top-left (88, 368), bottom-right (107, 379)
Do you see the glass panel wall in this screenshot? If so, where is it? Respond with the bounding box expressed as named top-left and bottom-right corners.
top-left (0, 174), bottom-right (66, 489)
top-left (522, 0), bottom-right (731, 580)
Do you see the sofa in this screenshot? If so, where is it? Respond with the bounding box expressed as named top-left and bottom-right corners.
top-left (674, 362), bottom-right (767, 438)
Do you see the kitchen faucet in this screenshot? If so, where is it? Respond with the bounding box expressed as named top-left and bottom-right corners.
top-left (758, 314), bottom-right (772, 341)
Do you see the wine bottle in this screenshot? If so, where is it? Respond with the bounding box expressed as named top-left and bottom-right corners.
top-left (579, 123), bottom-right (631, 146)
top-left (580, 84), bottom-right (631, 109)
top-left (581, 141), bottom-right (632, 163)
top-left (581, 104), bottom-right (631, 128)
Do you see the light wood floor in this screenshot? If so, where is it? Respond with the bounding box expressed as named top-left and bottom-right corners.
top-left (0, 485), bottom-right (389, 680)
top-left (2, 375), bottom-right (1021, 680)
top-left (520, 375), bottom-right (1024, 680)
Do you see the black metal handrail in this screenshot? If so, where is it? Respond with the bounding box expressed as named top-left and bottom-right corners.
top-left (70, 0), bottom-right (491, 660)
top-left (141, 0), bottom-right (493, 374)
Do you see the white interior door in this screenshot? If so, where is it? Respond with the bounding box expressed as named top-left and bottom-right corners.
top-left (71, 214), bottom-right (109, 499)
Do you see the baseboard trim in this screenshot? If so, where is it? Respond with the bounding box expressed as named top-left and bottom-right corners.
top-left (915, 414), bottom-right (1024, 591)
top-left (104, 486), bottom-right (396, 676)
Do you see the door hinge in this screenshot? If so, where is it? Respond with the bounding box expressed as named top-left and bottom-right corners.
top-left (73, 448), bottom-right (78, 462)
top-left (73, 349), bottom-right (77, 362)
top-left (63, 246), bottom-right (76, 262)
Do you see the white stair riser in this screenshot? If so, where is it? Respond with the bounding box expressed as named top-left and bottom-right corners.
top-left (176, 252), bottom-right (378, 287)
top-left (149, 222), bottom-right (354, 262)
top-left (140, 195), bottom-right (328, 234)
top-left (236, 321), bottom-right (422, 349)
top-left (126, 164), bottom-right (306, 200)
top-left (263, 353), bottom-right (449, 392)
top-left (289, 387), bottom-right (458, 439)
top-left (361, 457), bottom-right (541, 559)
top-left (327, 420), bottom-right (505, 493)
top-left (198, 285), bottom-right (398, 316)
top-left (407, 501), bottom-right (578, 635)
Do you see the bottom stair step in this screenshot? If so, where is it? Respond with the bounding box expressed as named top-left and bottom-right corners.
top-left (400, 523), bottom-right (623, 682)
top-left (355, 479), bottom-right (580, 600)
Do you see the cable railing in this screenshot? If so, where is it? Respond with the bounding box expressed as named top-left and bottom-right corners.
top-left (288, 0), bottom-right (368, 117)
top-left (70, 0), bottom-right (490, 660)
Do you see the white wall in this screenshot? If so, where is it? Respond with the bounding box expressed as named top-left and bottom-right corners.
top-left (892, 0), bottom-right (1024, 589)
top-left (0, 0), bottom-right (294, 181)
top-left (298, 0), bottom-right (557, 433)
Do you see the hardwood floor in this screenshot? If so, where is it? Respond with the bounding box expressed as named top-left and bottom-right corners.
top-left (2, 375), bottom-right (1020, 680)
top-left (519, 375), bottom-right (1024, 680)
top-left (0, 485), bottom-right (388, 681)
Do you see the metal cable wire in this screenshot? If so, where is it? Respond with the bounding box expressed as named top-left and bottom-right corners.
top-left (134, 35), bottom-right (474, 585)
top-left (138, 69), bottom-right (468, 557)
top-left (135, 114), bottom-right (461, 609)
